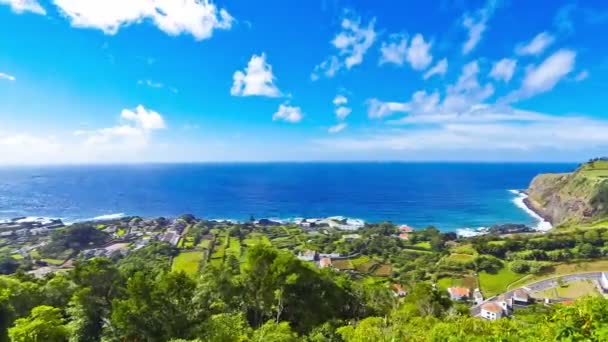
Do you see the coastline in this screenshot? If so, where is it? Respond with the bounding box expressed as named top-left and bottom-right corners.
top-left (511, 190), bottom-right (553, 231)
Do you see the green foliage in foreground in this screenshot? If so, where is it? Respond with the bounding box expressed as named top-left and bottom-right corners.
top-left (2, 242), bottom-right (608, 341)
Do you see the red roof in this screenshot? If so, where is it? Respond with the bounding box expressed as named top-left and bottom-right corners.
top-left (482, 302), bottom-right (502, 314)
top-left (399, 233), bottom-right (410, 240)
top-left (319, 258), bottom-right (332, 267)
top-left (392, 284), bottom-right (405, 293)
top-left (448, 287), bottom-right (470, 297)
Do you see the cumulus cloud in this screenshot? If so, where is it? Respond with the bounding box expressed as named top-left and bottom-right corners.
top-left (76, 105), bottom-right (166, 147)
top-left (0, 0), bottom-right (45, 15)
top-left (379, 34), bottom-right (432, 70)
top-left (516, 32), bottom-right (555, 56)
top-left (367, 98), bottom-right (410, 119)
top-left (423, 58), bottom-right (448, 80)
top-left (312, 14), bottom-right (376, 79)
top-left (52, 0), bottom-right (233, 40)
top-left (379, 34), bottom-right (407, 66)
top-left (0, 72), bottom-right (16, 81)
top-left (335, 106), bottom-right (352, 121)
top-left (328, 123), bottom-right (347, 134)
top-left (231, 53), bottom-right (281, 97)
top-left (333, 95), bottom-right (348, 106)
top-left (489, 58), bottom-right (517, 82)
top-left (273, 103), bottom-right (303, 123)
top-left (506, 49), bottom-right (576, 101)
top-left (461, 0), bottom-right (499, 54)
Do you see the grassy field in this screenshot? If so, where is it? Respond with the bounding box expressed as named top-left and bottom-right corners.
top-left (351, 255), bottom-right (371, 266)
top-left (534, 280), bottom-right (600, 299)
top-left (437, 276), bottom-right (477, 289)
top-left (10, 254), bottom-right (24, 260)
top-left (447, 253), bottom-right (475, 263)
top-left (509, 259), bottom-right (608, 289)
top-left (243, 233), bottom-right (271, 247)
top-left (171, 251), bottom-right (204, 275)
top-left (42, 258), bottom-right (65, 266)
top-left (479, 267), bottom-right (526, 297)
top-left (371, 264), bottom-right (392, 277)
top-left (226, 237), bottom-right (241, 259)
top-left (332, 259), bottom-right (354, 270)
top-left (355, 260), bottom-right (378, 273)
top-left (451, 244), bottom-right (477, 255)
top-left (414, 242), bottom-right (431, 249)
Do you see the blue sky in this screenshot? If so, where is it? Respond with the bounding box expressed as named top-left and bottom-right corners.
top-left (1, 0), bottom-right (607, 164)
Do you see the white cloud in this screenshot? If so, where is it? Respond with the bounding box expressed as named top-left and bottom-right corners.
top-left (489, 58), bottom-right (517, 82)
top-left (516, 32), bottom-right (555, 56)
top-left (379, 33), bottom-right (432, 70)
top-left (120, 105), bottom-right (166, 131)
top-left (406, 34), bottom-right (433, 70)
top-left (333, 95), bottom-right (348, 106)
top-left (273, 103), bottom-right (303, 123)
top-left (76, 105), bottom-right (166, 147)
top-left (137, 79), bottom-right (164, 88)
top-left (574, 70), bottom-right (589, 81)
top-left (367, 98), bottom-right (410, 119)
top-left (506, 49), bottom-right (576, 101)
top-left (335, 106), bottom-right (352, 120)
top-left (461, 0), bottom-right (499, 54)
top-left (53, 0), bottom-right (233, 40)
top-left (312, 15), bottom-right (376, 79)
top-left (318, 114), bottom-right (608, 153)
top-left (423, 58), bottom-right (448, 80)
top-left (0, 0), bottom-right (46, 15)
top-left (379, 34), bottom-right (407, 66)
top-left (328, 123), bottom-right (347, 133)
top-left (0, 72), bottom-right (16, 81)
top-left (231, 53), bottom-right (281, 97)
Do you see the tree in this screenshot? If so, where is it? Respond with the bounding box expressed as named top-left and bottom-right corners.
top-left (251, 321), bottom-right (298, 342)
top-left (8, 305), bottom-right (69, 342)
top-left (0, 255), bottom-right (19, 275)
top-left (199, 313), bottom-right (251, 342)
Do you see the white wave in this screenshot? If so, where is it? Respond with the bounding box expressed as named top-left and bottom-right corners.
top-left (89, 213), bottom-right (125, 221)
top-left (509, 190), bottom-right (552, 231)
top-left (14, 217), bottom-right (57, 225)
top-left (508, 189), bottom-right (521, 195)
top-left (457, 227), bottom-right (488, 237)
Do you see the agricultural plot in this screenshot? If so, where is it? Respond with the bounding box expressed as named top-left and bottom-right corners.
top-left (534, 280), bottom-right (600, 299)
top-left (171, 251), bottom-right (204, 275)
top-left (332, 259), bottom-right (354, 271)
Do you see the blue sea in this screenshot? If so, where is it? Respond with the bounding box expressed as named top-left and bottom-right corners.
top-left (0, 163), bottom-right (577, 231)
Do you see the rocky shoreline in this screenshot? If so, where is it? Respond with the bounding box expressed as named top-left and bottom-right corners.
top-left (522, 192), bottom-right (554, 226)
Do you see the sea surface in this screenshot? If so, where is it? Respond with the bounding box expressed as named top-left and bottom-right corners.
top-left (0, 163), bottom-right (577, 231)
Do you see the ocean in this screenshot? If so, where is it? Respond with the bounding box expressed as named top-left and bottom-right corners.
top-left (0, 162), bottom-right (576, 231)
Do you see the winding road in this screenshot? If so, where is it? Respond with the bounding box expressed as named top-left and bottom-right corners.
top-left (470, 272), bottom-right (605, 316)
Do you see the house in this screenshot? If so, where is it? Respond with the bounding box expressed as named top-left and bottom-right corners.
top-left (319, 253), bottom-right (340, 258)
top-left (480, 302), bottom-right (503, 320)
top-left (495, 295), bottom-right (512, 313)
top-left (473, 288), bottom-right (484, 305)
top-left (161, 230), bottom-right (180, 246)
top-left (398, 233), bottom-right (410, 240)
top-left (297, 250), bottom-right (317, 262)
top-left (512, 289), bottom-right (531, 305)
top-left (319, 257), bottom-right (332, 268)
top-left (391, 284), bottom-right (407, 297)
top-left (399, 225), bottom-right (414, 232)
top-left (600, 272), bottom-right (608, 292)
top-left (447, 287), bottom-right (470, 301)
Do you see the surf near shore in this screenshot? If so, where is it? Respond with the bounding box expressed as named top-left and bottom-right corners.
top-left (509, 189), bottom-right (553, 231)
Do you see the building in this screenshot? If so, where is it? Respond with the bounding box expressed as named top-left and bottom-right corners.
top-left (297, 250), bottom-right (317, 262)
top-left (391, 284), bottom-right (407, 297)
top-left (447, 287), bottom-right (470, 301)
top-left (512, 289), bottom-right (531, 305)
top-left (600, 272), bottom-right (608, 292)
top-left (399, 225), bottom-right (414, 232)
top-left (473, 288), bottom-right (484, 305)
top-left (398, 233), bottom-right (410, 240)
top-left (481, 302), bottom-right (503, 320)
top-left (319, 257), bottom-right (332, 268)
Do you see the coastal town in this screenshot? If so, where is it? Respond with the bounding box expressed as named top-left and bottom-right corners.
top-left (3, 208), bottom-right (608, 322)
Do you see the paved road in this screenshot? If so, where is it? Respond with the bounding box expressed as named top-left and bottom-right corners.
top-left (470, 272), bottom-right (604, 316)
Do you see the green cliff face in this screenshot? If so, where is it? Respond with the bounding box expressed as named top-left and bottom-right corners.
top-left (527, 161), bottom-right (608, 227)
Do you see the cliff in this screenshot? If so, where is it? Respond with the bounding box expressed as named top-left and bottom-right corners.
top-left (526, 161), bottom-right (608, 227)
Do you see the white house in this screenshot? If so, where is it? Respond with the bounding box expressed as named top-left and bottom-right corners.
top-left (297, 250), bottom-right (317, 262)
top-left (481, 302), bottom-right (503, 320)
top-left (600, 273), bottom-right (608, 292)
